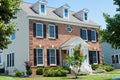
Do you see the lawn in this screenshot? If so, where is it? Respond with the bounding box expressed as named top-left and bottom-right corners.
top-left (0, 69), bottom-right (120, 80)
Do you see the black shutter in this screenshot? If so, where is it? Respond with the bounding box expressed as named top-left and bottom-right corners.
top-left (80, 29), bottom-right (83, 38)
top-left (96, 32), bottom-right (98, 42)
top-left (43, 24), bottom-right (46, 38)
top-left (55, 26), bottom-right (58, 39)
top-left (33, 23), bottom-right (36, 37)
top-left (56, 50), bottom-right (60, 65)
top-left (88, 30), bottom-right (91, 41)
top-left (97, 51), bottom-right (100, 64)
top-left (34, 49), bottom-right (37, 66)
top-left (7, 54), bottom-right (9, 67)
top-left (112, 55), bottom-right (115, 64)
top-left (47, 49), bottom-right (50, 65)
top-left (10, 54), bottom-right (11, 67)
top-left (89, 51), bottom-right (93, 64)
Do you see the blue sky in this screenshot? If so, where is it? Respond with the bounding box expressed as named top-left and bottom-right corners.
top-left (23, 0), bottom-right (117, 29)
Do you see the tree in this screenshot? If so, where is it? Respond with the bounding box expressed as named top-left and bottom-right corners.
top-left (66, 44), bottom-right (85, 79)
top-left (99, 0), bottom-right (120, 49)
top-left (0, 0), bottom-right (21, 50)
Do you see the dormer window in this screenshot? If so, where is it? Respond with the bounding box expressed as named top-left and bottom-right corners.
top-left (84, 12), bottom-right (88, 21)
top-left (64, 9), bottom-right (68, 18)
top-left (41, 4), bottom-right (45, 14)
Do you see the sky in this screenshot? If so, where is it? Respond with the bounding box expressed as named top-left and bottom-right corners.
top-left (23, 0), bottom-right (117, 29)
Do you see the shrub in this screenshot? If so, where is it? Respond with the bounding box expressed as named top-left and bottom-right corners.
top-left (91, 64), bottom-right (99, 70)
top-left (99, 65), bottom-right (114, 72)
top-left (95, 68), bottom-right (106, 73)
top-left (43, 67), bottom-right (68, 77)
top-left (26, 68), bottom-right (32, 76)
top-left (36, 68), bottom-right (43, 75)
top-left (15, 71), bottom-right (23, 77)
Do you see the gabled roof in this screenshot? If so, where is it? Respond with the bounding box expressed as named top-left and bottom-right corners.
top-left (20, 2), bottom-right (100, 28)
top-left (60, 37), bottom-right (89, 50)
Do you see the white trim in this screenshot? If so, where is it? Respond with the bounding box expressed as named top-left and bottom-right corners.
top-left (91, 30), bottom-right (96, 42)
top-left (81, 28), bottom-right (88, 41)
top-left (36, 48), bottom-right (44, 66)
top-left (28, 16), bottom-right (100, 29)
top-left (49, 49), bottom-right (57, 66)
top-left (48, 24), bottom-right (56, 39)
top-left (36, 23), bottom-right (44, 38)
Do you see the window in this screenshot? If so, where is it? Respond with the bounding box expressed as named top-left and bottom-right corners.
top-left (7, 53), bottom-right (14, 67)
top-left (0, 52), bottom-right (2, 64)
top-left (66, 27), bottom-right (72, 33)
top-left (112, 55), bottom-right (119, 64)
top-left (81, 29), bottom-right (88, 41)
top-left (89, 51), bottom-right (99, 64)
top-left (49, 49), bottom-right (56, 65)
top-left (36, 23), bottom-right (43, 38)
top-left (84, 12), bottom-right (88, 21)
top-left (11, 33), bottom-right (16, 40)
top-left (36, 48), bottom-right (44, 66)
top-left (92, 51), bottom-right (98, 64)
top-left (91, 30), bottom-right (96, 42)
top-left (64, 9), bottom-right (68, 18)
top-left (49, 25), bottom-right (55, 39)
top-left (41, 4), bottom-right (45, 14)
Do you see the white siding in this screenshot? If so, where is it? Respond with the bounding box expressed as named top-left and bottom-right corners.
top-left (3, 10), bottom-right (29, 75)
top-left (101, 42), bottom-right (120, 68)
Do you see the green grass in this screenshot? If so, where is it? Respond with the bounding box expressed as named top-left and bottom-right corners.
top-left (0, 69), bottom-right (120, 80)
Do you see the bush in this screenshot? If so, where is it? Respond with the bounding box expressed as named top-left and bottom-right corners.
top-left (36, 68), bottom-right (43, 75)
top-left (26, 69), bottom-right (32, 76)
top-left (95, 68), bottom-right (106, 73)
top-left (99, 65), bottom-right (114, 72)
top-left (43, 67), bottom-right (68, 77)
top-left (91, 64), bottom-right (99, 70)
top-left (15, 71), bottom-right (23, 77)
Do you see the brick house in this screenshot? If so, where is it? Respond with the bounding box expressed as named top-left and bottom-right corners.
top-left (1, 0), bottom-right (102, 75)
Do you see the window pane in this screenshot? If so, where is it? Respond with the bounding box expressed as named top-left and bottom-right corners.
top-left (7, 54), bottom-right (9, 67)
top-left (12, 53), bottom-right (14, 67)
top-left (49, 49), bottom-right (56, 64)
top-left (41, 5), bottom-right (45, 13)
top-left (81, 29), bottom-right (87, 40)
top-left (37, 49), bottom-right (43, 65)
top-left (92, 51), bottom-right (97, 63)
top-left (84, 13), bottom-right (87, 20)
top-left (91, 30), bottom-right (96, 41)
top-left (64, 9), bottom-right (68, 17)
top-left (112, 55), bottom-right (115, 64)
top-left (49, 25), bottom-right (55, 38)
top-left (116, 55), bottom-right (119, 63)
top-left (36, 24), bottom-right (43, 37)
top-left (51, 57), bottom-right (55, 64)
top-left (38, 57), bottom-right (43, 64)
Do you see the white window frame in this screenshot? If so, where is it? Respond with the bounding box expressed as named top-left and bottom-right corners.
top-left (36, 23), bottom-right (43, 38)
top-left (63, 8), bottom-right (69, 19)
top-left (39, 4), bottom-right (46, 15)
top-left (48, 24), bottom-right (56, 39)
top-left (112, 54), bottom-right (120, 64)
top-left (36, 48), bottom-right (44, 66)
top-left (66, 26), bottom-right (73, 33)
top-left (91, 30), bottom-right (96, 42)
top-left (84, 12), bottom-right (88, 21)
top-left (92, 51), bottom-right (98, 64)
top-left (0, 52), bottom-right (3, 65)
top-left (49, 49), bottom-right (56, 66)
top-left (81, 28), bottom-right (88, 41)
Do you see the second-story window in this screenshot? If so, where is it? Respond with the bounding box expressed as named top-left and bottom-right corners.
top-left (49, 25), bottom-right (55, 39)
top-left (64, 9), bottom-right (68, 18)
top-left (81, 29), bottom-right (88, 41)
top-left (91, 30), bottom-right (96, 42)
top-left (36, 23), bottom-right (43, 38)
top-left (40, 4), bottom-right (45, 14)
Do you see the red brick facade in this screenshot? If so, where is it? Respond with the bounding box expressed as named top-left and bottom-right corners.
top-left (29, 19), bottom-right (102, 68)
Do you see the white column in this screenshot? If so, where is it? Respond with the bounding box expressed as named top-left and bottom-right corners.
top-left (59, 49), bottom-right (62, 66)
top-left (84, 48), bottom-right (89, 63)
top-left (68, 48), bottom-right (73, 57)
